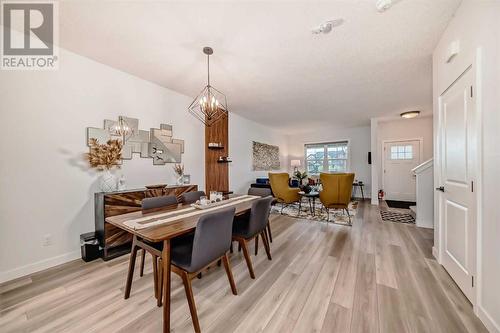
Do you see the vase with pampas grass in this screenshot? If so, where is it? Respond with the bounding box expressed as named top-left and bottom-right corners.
top-left (173, 164), bottom-right (184, 185)
top-left (85, 138), bottom-right (123, 192)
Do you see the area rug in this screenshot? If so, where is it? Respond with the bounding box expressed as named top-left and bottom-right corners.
top-left (380, 210), bottom-right (415, 224)
top-left (270, 200), bottom-right (358, 225)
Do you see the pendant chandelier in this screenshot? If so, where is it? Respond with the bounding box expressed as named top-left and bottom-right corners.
top-left (112, 116), bottom-right (134, 142)
top-left (188, 47), bottom-right (228, 126)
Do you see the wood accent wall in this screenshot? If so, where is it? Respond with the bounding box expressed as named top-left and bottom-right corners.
top-left (95, 184), bottom-right (198, 260)
top-left (205, 115), bottom-right (229, 194)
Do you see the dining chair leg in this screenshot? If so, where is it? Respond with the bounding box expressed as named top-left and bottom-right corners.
top-left (222, 253), bottom-right (238, 295)
top-left (152, 254), bottom-right (158, 299)
top-left (267, 222), bottom-right (273, 243)
top-left (261, 231), bottom-right (272, 260)
top-left (254, 234), bottom-right (259, 256)
top-left (124, 237), bottom-right (139, 299)
top-left (230, 242), bottom-right (233, 253)
top-left (239, 239), bottom-right (255, 279)
top-left (181, 271), bottom-right (200, 333)
top-left (238, 243), bottom-right (242, 252)
top-left (139, 249), bottom-right (146, 277)
top-left (157, 258), bottom-right (163, 307)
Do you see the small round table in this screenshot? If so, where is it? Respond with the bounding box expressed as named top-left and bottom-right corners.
top-left (298, 191), bottom-right (320, 216)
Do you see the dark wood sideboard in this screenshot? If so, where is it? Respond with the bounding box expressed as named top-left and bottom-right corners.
top-left (95, 184), bottom-right (198, 260)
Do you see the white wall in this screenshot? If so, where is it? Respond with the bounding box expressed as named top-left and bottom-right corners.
top-left (229, 114), bottom-right (288, 194)
top-left (0, 46), bottom-right (288, 283)
top-left (433, 1), bottom-right (500, 331)
top-left (377, 116), bottom-right (433, 190)
top-left (287, 126), bottom-right (372, 198)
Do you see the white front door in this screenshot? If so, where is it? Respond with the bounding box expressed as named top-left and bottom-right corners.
top-left (438, 67), bottom-right (475, 301)
top-left (383, 140), bottom-right (421, 201)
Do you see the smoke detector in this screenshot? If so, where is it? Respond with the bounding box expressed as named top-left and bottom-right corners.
top-left (376, 0), bottom-right (393, 12)
top-left (311, 19), bottom-right (344, 35)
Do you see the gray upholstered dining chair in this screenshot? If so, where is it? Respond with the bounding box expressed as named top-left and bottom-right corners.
top-left (180, 190), bottom-right (206, 204)
top-left (125, 195), bottom-right (178, 307)
top-left (247, 187), bottom-right (274, 255)
top-left (170, 207), bottom-right (237, 333)
top-left (232, 196), bottom-right (273, 279)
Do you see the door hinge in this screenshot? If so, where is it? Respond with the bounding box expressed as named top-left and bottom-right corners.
top-left (470, 86), bottom-right (473, 98)
top-left (471, 181), bottom-right (474, 192)
top-left (472, 275), bottom-right (474, 287)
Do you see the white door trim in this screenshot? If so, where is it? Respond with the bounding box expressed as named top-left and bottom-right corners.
top-left (381, 138), bottom-right (423, 201)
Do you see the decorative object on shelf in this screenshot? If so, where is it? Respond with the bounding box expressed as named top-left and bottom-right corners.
top-left (85, 138), bottom-right (123, 192)
top-left (252, 141), bottom-right (280, 171)
top-left (173, 164), bottom-right (184, 185)
top-left (86, 117), bottom-right (184, 165)
top-left (290, 159), bottom-right (301, 173)
top-left (188, 47), bottom-right (228, 127)
top-left (117, 174), bottom-right (126, 190)
top-left (183, 174), bottom-right (191, 184)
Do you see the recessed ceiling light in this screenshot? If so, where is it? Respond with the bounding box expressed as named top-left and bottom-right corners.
top-left (376, 0), bottom-right (393, 12)
top-left (400, 111), bottom-right (420, 119)
top-left (311, 19), bottom-right (344, 35)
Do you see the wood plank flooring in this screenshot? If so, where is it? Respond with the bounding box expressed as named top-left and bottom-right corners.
top-left (0, 201), bottom-right (488, 333)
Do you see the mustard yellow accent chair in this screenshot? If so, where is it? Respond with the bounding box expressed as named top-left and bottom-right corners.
top-left (319, 173), bottom-right (355, 224)
top-left (268, 173), bottom-right (301, 215)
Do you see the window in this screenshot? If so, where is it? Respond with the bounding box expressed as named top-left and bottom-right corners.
top-left (390, 145), bottom-right (413, 160)
top-left (305, 141), bottom-right (349, 175)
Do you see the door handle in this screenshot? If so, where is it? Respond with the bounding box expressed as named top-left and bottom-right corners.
top-left (436, 186), bottom-right (445, 192)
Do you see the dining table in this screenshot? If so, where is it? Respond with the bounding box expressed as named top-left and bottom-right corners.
top-left (105, 194), bottom-right (261, 333)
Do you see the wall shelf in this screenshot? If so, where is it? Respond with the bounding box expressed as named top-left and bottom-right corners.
top-left (208, 146), bottom-right (225, 150)
top-left (217, 160), bottom-right (232, 163)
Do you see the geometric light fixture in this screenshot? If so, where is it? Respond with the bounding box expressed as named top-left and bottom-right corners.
top-left (188, 47), bottom-right (228, 126)
top-left (400, 110), bottom-right (421, 119)
top-left (111, 115), bottom-right (134, 142)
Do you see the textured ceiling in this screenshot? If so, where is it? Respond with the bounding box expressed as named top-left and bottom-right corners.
top-left (58, 0), bottom-right (461, 132)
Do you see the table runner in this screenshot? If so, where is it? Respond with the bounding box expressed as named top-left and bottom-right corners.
top-left (124, 195), bottom-right (259, 230)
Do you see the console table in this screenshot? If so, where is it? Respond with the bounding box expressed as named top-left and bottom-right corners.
top-left (94, 184), bottom-right (197, 260)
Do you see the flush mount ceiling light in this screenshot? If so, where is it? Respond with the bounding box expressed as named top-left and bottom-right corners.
top-left (400, 111), bottom-right (421, 119)
top-left (311, 19), bottom-right (344, 34)
top-left (188, 47), bottom-right (228, 127)
top-left (376, 0), bottom-right (393, 12)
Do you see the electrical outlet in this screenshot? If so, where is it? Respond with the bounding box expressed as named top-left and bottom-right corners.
top-left (42, 234), bottom-right (52, 247)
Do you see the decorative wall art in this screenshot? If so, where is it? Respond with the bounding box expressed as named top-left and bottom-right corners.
top-left (87, 116), bottom-right (185, 165)
top-left (252, 141), bottom-right (280, 171)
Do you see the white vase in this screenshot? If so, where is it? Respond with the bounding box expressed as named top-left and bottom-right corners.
top-left (100, 170), bottom-right (118, 192)
top-left (176, 174), bottom-right (184, 185)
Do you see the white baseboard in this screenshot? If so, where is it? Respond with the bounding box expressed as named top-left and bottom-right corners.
top-left (432, 246), bottom-right (439, 261)
top-left (478, 305), bottom-right (500, 333)
top-left (0, 250), bottom-right (81, 284)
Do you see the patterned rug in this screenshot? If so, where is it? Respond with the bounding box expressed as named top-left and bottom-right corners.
top-left (380, 210), bottom-right (415, 224)
top-left (270, 200), bottom-right (358, 225)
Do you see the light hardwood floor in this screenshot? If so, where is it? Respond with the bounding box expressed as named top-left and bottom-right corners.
top-left (0, 201), bottom-right (488, 333)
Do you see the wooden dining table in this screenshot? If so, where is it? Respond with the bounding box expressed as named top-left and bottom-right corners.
top-left (105, 194), bottom-right (260, 333)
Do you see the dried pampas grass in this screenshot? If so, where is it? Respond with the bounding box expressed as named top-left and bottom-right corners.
top-left (85, 138), bottom-right (123, 171)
